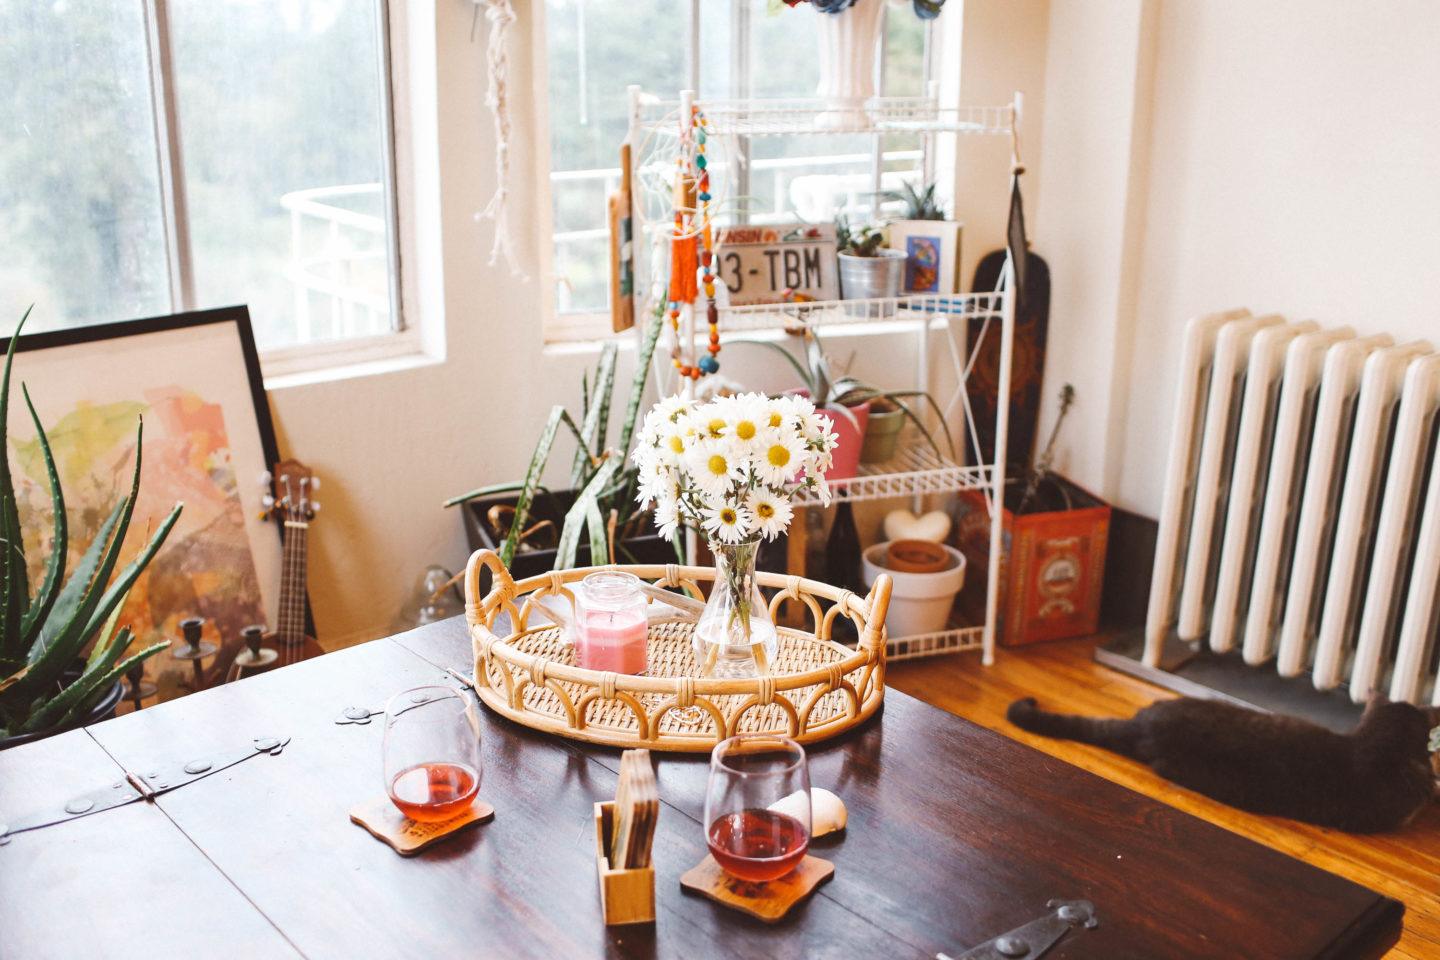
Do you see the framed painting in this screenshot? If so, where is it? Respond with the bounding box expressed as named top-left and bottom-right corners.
top-left (887, 220), bottom-right (964, 295)
top-left (3, 306), bottom-right (282, 695)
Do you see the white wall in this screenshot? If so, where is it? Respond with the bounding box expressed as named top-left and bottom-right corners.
top-left (1037, 0), bottom-right (1440, 516)
top-left (264, 2), bottom-right (1047, 648)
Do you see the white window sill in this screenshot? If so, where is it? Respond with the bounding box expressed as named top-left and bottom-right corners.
top-left (263, 332), bottom-right (441, 391)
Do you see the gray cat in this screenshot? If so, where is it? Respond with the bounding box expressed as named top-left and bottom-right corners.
top-left (1007, 696), bottom-right (1439, 833)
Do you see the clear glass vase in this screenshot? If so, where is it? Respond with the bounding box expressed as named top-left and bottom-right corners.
top-left (693, 539), bottom-right (779, 679)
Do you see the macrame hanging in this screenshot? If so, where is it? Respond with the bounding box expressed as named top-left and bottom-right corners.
top-left (473, 0), bottom-right (525, 278)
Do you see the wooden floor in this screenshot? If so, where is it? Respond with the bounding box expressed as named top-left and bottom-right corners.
top-left (888, 637), bottom-right (1440, 960)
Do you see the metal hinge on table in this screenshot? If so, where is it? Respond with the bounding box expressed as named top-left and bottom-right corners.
top-left (333, 671), bottom-right (474, 725)
top-left (0, 735), bottom-right (290, 844)
top-left (940, 900), bottom-right (1099, 960)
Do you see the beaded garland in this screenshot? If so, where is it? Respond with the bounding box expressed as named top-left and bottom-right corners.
top-left (667, 105), bottom-right (720, 380)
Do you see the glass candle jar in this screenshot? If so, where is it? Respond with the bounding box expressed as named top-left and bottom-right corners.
top-left (574, 571), bottom-right (649, 675)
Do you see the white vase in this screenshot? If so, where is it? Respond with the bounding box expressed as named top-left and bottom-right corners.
top-left (814, 0), bottom-right (887, 130)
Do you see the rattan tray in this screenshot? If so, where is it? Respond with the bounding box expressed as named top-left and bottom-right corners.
top-left (463, 550), bottom-right (893, 752)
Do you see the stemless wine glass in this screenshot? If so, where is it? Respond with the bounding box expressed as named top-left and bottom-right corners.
top-left (382, 685), bottom-right (482, 823)
top-left (704, 735), bottom-right (811, 882)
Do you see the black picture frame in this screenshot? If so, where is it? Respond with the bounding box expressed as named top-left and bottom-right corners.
top-left (2, 305), bottom-right (315, 644)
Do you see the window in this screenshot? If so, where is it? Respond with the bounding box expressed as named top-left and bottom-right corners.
top-left (543, 0), bottom-right (933, 335)
top-left (0, 0), bottom-right (400, 357)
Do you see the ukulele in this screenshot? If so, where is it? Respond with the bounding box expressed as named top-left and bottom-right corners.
top-left (206, 459), bottom-right (325, 684)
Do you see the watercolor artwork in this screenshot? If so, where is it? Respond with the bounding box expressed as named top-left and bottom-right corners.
top-left (4, 311), bottom-right (281, 698)
top-left (904, 235), bottom-right (942, 293)
top-left (888, 220), bottom-right (963, 295)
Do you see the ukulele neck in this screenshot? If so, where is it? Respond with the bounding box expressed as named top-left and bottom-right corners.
top-left (277, 520), bottom-right (308, 649)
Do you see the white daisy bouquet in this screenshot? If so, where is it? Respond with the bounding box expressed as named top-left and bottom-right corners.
top-left (631, 392), bottom-right (839, 546)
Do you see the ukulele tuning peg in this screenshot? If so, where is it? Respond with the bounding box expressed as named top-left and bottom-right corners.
top-left (258, 470), bottom-right (273, 487)
top-left (309, 477), bottom-right (321, 492)
top-left (310, 501), bottom-right (322, 514)
top-left (261, 494), bottom-right (275, 510)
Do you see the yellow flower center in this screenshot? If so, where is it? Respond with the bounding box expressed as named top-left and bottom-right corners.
top-left (706, 418), bottom-right (726, 438)
top-left (707, 454), bottom-right (729, 476)
top-left (735, 420), bottom-right (756, 440)
top-left (756, 502), bottom-right (775, 519)
top-left (768, 412), bottom-right (783, 428)
top-left (668, 434), bottom-right (685, 454)
top-left (767, 445), bottom-right (791, 468)
top-left (720, 507), bottom-right (737, 524)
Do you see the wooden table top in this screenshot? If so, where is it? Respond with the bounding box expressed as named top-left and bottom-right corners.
top-left (0, 618), bottom-right (1402, 960)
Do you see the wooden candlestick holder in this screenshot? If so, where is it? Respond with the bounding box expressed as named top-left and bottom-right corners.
top-left (594, 801), bottom-right (656, 925)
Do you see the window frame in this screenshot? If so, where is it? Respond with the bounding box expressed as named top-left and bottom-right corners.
top-left (139, 0), bottom-right (408, 375)
top-left (539, 0), bottom-right (937, 343)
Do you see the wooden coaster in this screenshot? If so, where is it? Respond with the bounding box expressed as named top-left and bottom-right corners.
top-left (349, 795), bottom-right (494, 856)
top-left (679, 854), bottom-right (834, 922)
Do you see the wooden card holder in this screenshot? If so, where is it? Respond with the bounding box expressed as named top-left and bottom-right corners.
top-left (594, 801), bottom-right (656, 925)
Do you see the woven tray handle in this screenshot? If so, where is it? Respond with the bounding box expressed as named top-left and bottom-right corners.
top-left (859, 573), bottom-right (893, 658)
top-left (465, 549), bottom-right (516, 624)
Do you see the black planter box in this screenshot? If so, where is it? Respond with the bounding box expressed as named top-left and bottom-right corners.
top-left (462, 488), bottom-right (677, 595)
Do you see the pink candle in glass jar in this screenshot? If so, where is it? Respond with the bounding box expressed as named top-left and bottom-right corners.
top-left (575, 572), bottom-right (649, 675)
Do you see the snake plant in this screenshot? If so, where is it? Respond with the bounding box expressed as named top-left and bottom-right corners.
top-left (0, 309), bottom-right (182, 740)
top-left (444, 300), bottom-right (667, 570)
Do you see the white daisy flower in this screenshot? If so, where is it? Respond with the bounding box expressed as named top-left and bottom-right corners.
top-left (701, 503), bottom-right (754, 543)
top-left (652, 394), bottom-right (692, 424)
top-left (634, 457), bottom-right (672, 508)
top-left (746, 489), bottom-right (793, 540)
top-left (727, 393), bottom-right (765, 446)
top-left (684, 439), bottom-right (746, 497)
top-left (753, 430), bottom-right (806, 486)
top-left (653, 496), bottom-right (682, 542)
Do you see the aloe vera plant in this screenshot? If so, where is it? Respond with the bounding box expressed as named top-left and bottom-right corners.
top-left (445, 302), bottom-right (667, 570)
top-left (0, 309), bottom-right (183, 740)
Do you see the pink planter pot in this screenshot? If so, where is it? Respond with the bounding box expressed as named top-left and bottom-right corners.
top-left (818, 401), bottom-right (870, 482)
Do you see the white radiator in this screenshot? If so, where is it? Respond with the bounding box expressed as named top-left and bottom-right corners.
top-left (1144, 310), bottom-right (1440, 706)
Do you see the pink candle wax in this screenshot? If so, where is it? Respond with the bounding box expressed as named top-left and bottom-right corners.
top-left (577, 608), bottom-right (648, 674)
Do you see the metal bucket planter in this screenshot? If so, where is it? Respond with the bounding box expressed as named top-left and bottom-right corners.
top-left (839, 249), bottom-right (906, 301)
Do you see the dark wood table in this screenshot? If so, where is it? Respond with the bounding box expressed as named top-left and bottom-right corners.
top-left (0, 618), bottom-right (1403, 959)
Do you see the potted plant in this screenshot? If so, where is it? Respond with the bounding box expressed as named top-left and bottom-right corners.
top-left (445, 308), bottom-right (675, 586)
top-left (836, 214), bottom-right (907, 300)
top-left (0, 310), bottom-right (182, 749)
top-left (953, 385), bottom-right (1112, 646)
top-left (733, 329), bottom-right (953, 477)
top-left (883, 179), bottom-right (963, 295)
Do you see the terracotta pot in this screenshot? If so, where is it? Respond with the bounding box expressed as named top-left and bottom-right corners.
top-left (884, 539), bottom-right (952, 574)
top-left (818, 400), bottom-right (870, 482)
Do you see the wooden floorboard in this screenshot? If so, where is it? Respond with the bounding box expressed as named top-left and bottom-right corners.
top-left (888, 637), bottom-right (1440, 960)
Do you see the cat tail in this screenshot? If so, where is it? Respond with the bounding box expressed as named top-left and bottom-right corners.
top-left (1006, 698), bottom-right (1143, 759)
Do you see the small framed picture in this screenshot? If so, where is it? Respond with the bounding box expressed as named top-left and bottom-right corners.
top-left (887, 220), bottom-right (964, 295)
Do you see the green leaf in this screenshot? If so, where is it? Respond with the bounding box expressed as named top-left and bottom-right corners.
top-left (571, 341), bottom-right (617, 488)
top-left (0, 306), bottom-right (32, 659)
top-left (442, 480), bottom-right (549, 510)
top-left (554, 454), bottom-right (622, 570)
top-left (503, 406), bottom-right (566, 568)
top-left (32, 496), bottom-right (126, 660)
top-left (84, 590), bottom-right (130, 673)
top-left (17, 385), bottom-right (67, 649)
top-left (76, 502), bottom-right (183, 647)
top-left (20, 635), bottom-right (164, 735)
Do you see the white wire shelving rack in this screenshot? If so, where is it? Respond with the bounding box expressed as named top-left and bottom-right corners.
top-left (626, 89), bottom-right (1021, 665)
